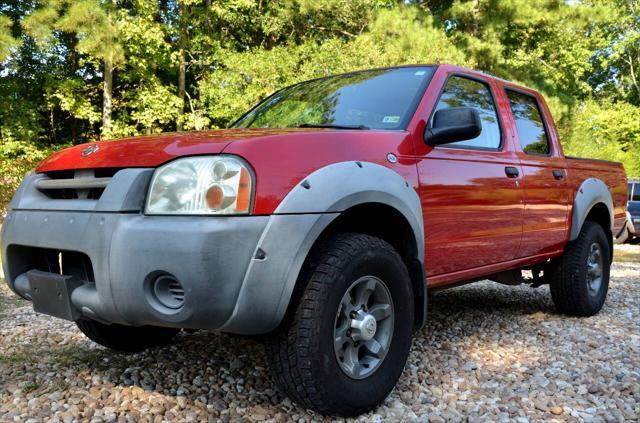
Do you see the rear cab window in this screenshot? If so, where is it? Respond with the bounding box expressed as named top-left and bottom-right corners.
top-left (431, 75), bottom-right (502, 149)
top-left (506, 90), bottom-right (551, 155)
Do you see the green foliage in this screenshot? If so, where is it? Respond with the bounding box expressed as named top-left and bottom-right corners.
top-left (48, 78), bottom-right (101, 124)
top-left (0, 15), bottom-right (20, 62)
top-left (0, 141), bottom-right (57, 218)
top-left (564, 100), bottom-right (640, 177)
top-left (200, 7), bottom-right (472, 128)
top-left (22, 0), bottom-right (123, 63)
top-left (589, 0), bottom-right (640, 107)
top-left (123, 77), bottom-right (182, 136)
top-left (0, 0), bottom-right (639, 218)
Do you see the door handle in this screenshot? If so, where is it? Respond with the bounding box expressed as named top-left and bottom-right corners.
top-left (505, 166), bottom-right (519, 178)
top-left (552, 169), bottom-right (565, 180)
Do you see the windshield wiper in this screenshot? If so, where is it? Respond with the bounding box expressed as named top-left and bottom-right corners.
top-left (297, 123), bottom-right (369, 130)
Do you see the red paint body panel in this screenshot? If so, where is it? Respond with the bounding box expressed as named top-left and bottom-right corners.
top-left (499, 80), bottom-right (572, 258)
top-left (34, 64), bottom-right (629, 290)
top-left (222, 129), bottom-right (418, 214)
top-left (409, 69), bottom-right (525, 279)
top-left (37, 129), bottom-right (307, 172)
top-left (565, 158), bottom-right (628, 235)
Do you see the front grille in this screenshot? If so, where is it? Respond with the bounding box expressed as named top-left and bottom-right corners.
top-left (38, 169), bottom-right (121, 200)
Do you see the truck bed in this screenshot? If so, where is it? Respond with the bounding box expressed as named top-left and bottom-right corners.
top-left (565, 156), bottom-right (628, 236)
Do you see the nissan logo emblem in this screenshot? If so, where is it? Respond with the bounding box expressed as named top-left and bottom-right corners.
top-left (81, 144), bottom-right (99, 157)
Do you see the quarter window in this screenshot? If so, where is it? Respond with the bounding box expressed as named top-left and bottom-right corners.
top-left (432, 76), bottom-right (502, 149)
top-left (507, 90), bottom-right (550, 155)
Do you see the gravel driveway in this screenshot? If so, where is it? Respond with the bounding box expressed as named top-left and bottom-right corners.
top-left (1, 246), bottom-right (638, 422)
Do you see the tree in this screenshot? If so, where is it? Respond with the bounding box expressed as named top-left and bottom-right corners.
top-left (589, 0), bottom-right (640, 106)
top-left (0, 15), bottom-right (19, 62)
top-left (429, 0), bottom-right (613, 104)
top-left (22, 0), bottom-right (124, 138)
top-left (565, 100), bottom-right (640, 177)
top-left (176, 1), bottom-right (187, 131)
top-left (1, 0), bottom-right (638, 182)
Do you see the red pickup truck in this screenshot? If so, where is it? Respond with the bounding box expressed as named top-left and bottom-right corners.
top-left (1, 65), bottom-right (628, 416)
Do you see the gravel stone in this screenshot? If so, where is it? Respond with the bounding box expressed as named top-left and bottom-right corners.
top-left (550, 406), bottom-right (563, 415)
top-left (1, 246), bottom-right (638, 422)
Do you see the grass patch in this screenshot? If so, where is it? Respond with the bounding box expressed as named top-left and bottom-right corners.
top-left (22, 381), bottom-right (39, 393)
top-left (1, 344), bottom-right (127, 377)
top-left (50, 346), bottom-right (112, 368)
top-left (49, 345), bottom-right (129, 373)
top-left (614, 245), bottom-right (640, 263)
top-left (0, 277), bottom-right (27, 317)
top-left (0, 350), bottom-right (37, 366)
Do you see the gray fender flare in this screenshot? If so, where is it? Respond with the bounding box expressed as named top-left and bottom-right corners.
top-left (275, 161), bottom-right (424, 258)
top-left (218, 161), bottom-right (425, 334)
top-left (569, 178), bottom-right (614, 241)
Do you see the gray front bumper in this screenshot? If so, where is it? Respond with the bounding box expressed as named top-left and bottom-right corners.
top-left (2, 210), bottom-right (268, 329)
top-left (1, 170), bottom-right (338, 333)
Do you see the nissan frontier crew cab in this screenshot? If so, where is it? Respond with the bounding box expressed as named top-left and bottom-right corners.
top-left (1, 65), bottom-right (628, 416)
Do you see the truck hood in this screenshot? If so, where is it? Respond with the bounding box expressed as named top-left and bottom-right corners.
top-left (36, 128), bottom-right (313, 173)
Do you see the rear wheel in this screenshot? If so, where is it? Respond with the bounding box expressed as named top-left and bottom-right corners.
top-left (76, 319), bottom-right (180, 353)
top-left (266, 233), bottom-right (414, 416)
top-left (549, 221), bottom-right (611, 316)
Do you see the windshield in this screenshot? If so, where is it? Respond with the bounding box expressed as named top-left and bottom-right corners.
top-left (232, 66), bottom-right (435, 131)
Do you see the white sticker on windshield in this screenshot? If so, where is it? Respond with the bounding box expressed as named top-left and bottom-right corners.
top-left (383, 116), bottom-right (400, 123)
top-left (414, 70), bottom-right (426, 76)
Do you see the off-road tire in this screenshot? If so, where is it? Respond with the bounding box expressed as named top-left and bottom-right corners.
top-left (76, 318), bottom-right (180, 353)
top-left (266, 233), bottom-right (414, 416)
top-left (549, 221), bottom-right (611, 316)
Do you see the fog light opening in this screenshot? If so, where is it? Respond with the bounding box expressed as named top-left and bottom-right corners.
top-left (152, 275), bottom-right (185, 310)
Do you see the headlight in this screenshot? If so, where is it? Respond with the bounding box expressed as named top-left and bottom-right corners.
top-left (146, 156), bottom-right (254, 215)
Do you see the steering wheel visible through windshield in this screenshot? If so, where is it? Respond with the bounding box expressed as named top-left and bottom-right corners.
top-left (232, 66), bottom-right (436, 131)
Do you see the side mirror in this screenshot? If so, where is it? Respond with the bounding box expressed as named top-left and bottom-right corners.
top-left (424, 107), bottom-right (482, 146)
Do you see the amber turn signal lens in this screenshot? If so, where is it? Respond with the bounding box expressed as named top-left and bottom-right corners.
top-left (236, 168), bottom-right (251, 212)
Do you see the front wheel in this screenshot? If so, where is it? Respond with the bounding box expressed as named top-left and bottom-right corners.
top-left (549, 221), bottom-right (611, 316)
top-left (267, 233), bottom-right (414, 416)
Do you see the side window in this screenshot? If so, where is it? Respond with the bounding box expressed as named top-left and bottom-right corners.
top-left (507, 90), bottom-right (550, 155)
top-left (633, 183), bottom-right (640, 202)
top-left (432, 76), bottom-right (501, 149)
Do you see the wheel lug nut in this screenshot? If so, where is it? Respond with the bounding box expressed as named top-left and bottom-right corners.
top-left (354, 342), bottom-right (360, 347)
top-left (349, 311), bottom-right (356, 318)
top-left (346, 330), bottom-right (352, 337)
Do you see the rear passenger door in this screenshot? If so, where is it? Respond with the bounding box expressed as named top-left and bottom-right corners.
top-left (416, 74), bottom-right (524, 280)
top-left (504, 89), bottom-right (571, 257)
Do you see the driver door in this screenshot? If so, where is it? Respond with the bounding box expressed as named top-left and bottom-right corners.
top-left (414, 73), bottom-right (524, 285)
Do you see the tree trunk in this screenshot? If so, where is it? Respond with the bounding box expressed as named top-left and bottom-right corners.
top-left (205, 0), bottom-right (212, 30)
top-left (100, 0), bottom-right (118, 139)
top-left (177, 51), bottom-right (185, 131)
top-left (68, 35), bottom-right (78, 144)
top-left (102, 57), bottom-right (113, 139)
top-left (176, 2), bottom-right (188, 132)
